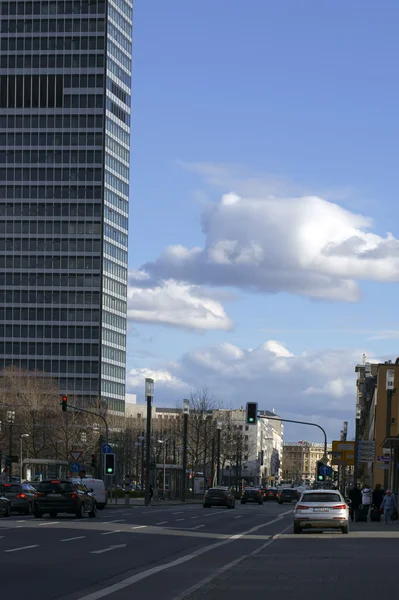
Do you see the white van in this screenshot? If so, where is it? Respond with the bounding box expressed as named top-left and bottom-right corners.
top-left (81, 478), bottom-right (107, 510)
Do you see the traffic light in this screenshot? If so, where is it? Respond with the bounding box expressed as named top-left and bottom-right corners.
top-left (61, 395), bottom-right (67, 412)
top-left (246, 402), bottom-right (258, 425)
top-left (316, 460), bottom-right (325, 481)
top-left (104, 453), bottom-right (116, 476)
top-left (333, 470), bottom-right (339, 481)
top-left (91, 454), bottom-right (97, 468)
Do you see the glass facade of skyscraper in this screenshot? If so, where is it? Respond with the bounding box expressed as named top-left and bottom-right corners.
top-left (0, 0), bottom-right (132, 414)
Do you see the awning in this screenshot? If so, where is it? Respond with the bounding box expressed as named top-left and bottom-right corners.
top-left (381, 436), bottom-right (399, 449)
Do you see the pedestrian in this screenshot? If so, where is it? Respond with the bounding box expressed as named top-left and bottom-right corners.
top-left (149, 484), bottom-right (154, 505)
top-left (372, 484), bottom-right (384, 511)
top-left (349, 485), bottom-right (362, 522)
top-left (380, 490), bottom-right (397, 524)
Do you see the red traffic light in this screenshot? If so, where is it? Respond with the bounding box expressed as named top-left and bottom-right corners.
top-left (61, 395), bottom-right (68, 412)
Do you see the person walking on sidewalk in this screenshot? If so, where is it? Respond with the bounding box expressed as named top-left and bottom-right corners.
top-left (372, 484), bottom-right (384, 511)
top-left (361, 485), bottom-right (372, 519)
top-left (380, 490), bottom-right (397, 524)
top-left (349, 485), bottom-right (362, 522)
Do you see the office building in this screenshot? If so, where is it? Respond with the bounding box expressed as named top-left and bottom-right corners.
top-left (0, 0), bottom-right (132, 414)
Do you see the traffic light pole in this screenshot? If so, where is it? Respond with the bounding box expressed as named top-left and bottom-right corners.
top-left (64, 403), bottom-right (109, 448)
top-left (258, 415), bottom-right (328, 459)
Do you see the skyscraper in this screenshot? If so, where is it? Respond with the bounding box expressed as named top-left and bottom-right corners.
top-left (0, 0), bottom-right (132, 415)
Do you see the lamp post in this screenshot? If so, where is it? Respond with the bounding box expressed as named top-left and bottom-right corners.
top-left (6, 410), bottom-right (15, 483)
top-left (20, 434), bottom-right (29, 481)
top-left (144, 378), bottom-right (154, 506)
top-left (158, 440), bottom-right (166, 498)
top-left (216, 421), bottom-right (222, 486)
top-left (181, 399), bottom-right (190, 502)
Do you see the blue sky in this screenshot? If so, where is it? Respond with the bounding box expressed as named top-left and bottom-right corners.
top-left (126, 1), bottom-right (399, 441)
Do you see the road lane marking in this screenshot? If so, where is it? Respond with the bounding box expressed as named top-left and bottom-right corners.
top-left (91, 544), bottom-right (126, 554)
top-left (38, 521), bottom-right (59, 526)
top-left (234, 516), bottom-right (243, 519)
top-left (61, 536), bottom-right (86, 542)
top-left (4, 545), bottom-right (39, 553)
top-left (101, 519), bottom-right (125, 523)
top-left (172, 512), bottom-right (184, 515)
top-left (190, 525), bottom-right (205, 530)
top-left (156, 521), bottom-right (168, 525)
top-left (190, 516), bottom-right (199, 519)
top-left (74, 513), bottom-right (292, 600)
top-left (131, 525), bottom-right (146, 530)
top-left (101, 530), bottom-right (121, 536)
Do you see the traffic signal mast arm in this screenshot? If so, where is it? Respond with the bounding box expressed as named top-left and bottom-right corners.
top-left (258, 415), bottom-right (328, 459)
top-left (61, 400), bottom-right (109, 448)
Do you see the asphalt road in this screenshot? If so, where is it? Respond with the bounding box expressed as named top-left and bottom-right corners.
top-left (1, 502), bottom-right (395, 599)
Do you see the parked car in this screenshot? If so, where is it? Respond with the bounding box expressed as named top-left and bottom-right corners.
top-left (277, 488), bottom-right (300, 504)
top-left (33, 479), bottom-right (97, 518)
top-left (293, 489), bottom-right (350, 534)
top-left (203, 487), bottom-right (235, 509)
top-left (241, 487), bottom-right (264, 505)
top-left (0, 482), bottom-right (36, 515)
top-left (0, 493), bottom-right (10, 517)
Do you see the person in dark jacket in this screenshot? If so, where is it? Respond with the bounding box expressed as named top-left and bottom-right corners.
top-left (348, 485), bottom-right (362, 522)
top-left (372, 484), bottom-right (384, 510)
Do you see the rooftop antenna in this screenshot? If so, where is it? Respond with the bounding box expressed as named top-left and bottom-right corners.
top-left (362, 353), bottom-right (366, 365)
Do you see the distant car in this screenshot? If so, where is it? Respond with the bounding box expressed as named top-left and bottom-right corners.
top-left (241, 487), bottom-right (264, 505)
top-left (293, 489), bottom-right (350, 534)
top-left (203, 487), bottom-right (235, 509)
top-left (0, 482), bottom-right (36, 515)
top-left (33, 479), bottom-right (97, 519)
top-left (277, 488), bottom-right (299, 504)
top-left (264, 487), bottom-right (278, 501)
top-left (76, 478), bottom-right (107, 510)
top-left (0, 494), bottom-right (10, 517)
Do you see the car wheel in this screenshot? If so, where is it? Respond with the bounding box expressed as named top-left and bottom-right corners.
top-left (76, 503), bottom-right (85, 519)
top-left (203, 503), bottom-right (210, 508)
top-left (34, 510), bottom-right (42, 519)
top-left (25, 503), bottom-right (33, 516)
top-left (49, 512), bottom-right (57, 518)
top-left (97, 505), bottom-right (105, 511)
top-left (294, 524), bottom-right (302, 534)
top-left (341, 525), bottom-right (349, 534)
top-left (89, 503), bottom-right (97, 518)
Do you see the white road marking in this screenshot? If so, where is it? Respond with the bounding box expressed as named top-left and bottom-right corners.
top-left (16, 520), bottom-right (25, 523)
top-left (131, 525), bottom-right (146, 530)
top-left (190, 525), bottom-right (205, 530)
top-left (4, 545), bottom-right (39, 553)
top-left (61, 536), bottom-right (86, 542)
top-left (38, 521), bottom-right (59, 526)
top-left (234, 516), bottom-right (243, 519)
top-left (91, 544), bottom-right (126, 554)
top-left (190, 516), bottom-right (199, 519)
top-left (101, 519), bottom-right (125, 523)
top-left (101, 530), bottom-right (121, 536)
top-left (74, 514), bottom-right (291, 600)
top-left (156, 521), bottom-right (168, 525)
top-left (176, 519), bottom-right (184, 522)
top-left (0, 536), bottom-right (4, 540)
top-left (172, 512), bottom-right (184, 515)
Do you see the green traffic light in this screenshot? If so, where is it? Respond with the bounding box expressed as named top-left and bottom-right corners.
top-left (318, 475), bottom-right (323, 480)
top-left (249, 417), bottom-right (254, 422)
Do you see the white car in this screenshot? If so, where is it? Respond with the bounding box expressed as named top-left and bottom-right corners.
top-left (293, 489), bottom-right (350, 535)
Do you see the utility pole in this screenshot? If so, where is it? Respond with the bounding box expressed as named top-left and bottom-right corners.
top-left (140, 431), bottom-right (145, 488)
top-left (216, 421), bottom-right (222, 486)
top-left (181, 399), bottom-right (189, 502)
top-left (6, 410), bottom-right (15, 483)
top-left (144, 379), bottom-right (154, 506)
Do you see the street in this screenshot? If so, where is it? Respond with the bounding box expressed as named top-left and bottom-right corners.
top-left (0, 502), bottom-right (396, 599)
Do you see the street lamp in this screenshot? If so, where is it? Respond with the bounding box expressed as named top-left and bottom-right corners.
top-left (20, 434), bottom-right (29, 481)
top-left (6, 410), bottom-right (15, 483)
top-left (216, 421), bottom-right (222, 486)
top-left (158, 440), bottom-right (166, 498)
top-left (144, 378), bottom-right (154, 506)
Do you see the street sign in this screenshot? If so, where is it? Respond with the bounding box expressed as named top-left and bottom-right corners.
top-left (331, 441), bottom-right (355, 466)
top-left (320, 465), bottom-right (332, 476)
top-left (377, 463), bottom-right (389, 470)
top-left (70, 451), bottom-right (83, 462)
top-left (377, 456), bottom-right (391, 463)
top-left (70, 462), bottom-right (80, 473)
top-left (357, 440), bottom-right (375, 462)
top-left (101, 443), bottom-right (112, 454)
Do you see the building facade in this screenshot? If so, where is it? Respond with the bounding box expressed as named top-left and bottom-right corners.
top-left (0, 0), bottom-right (132, 414)
top-left (282, 441), bottom-right (332, 483)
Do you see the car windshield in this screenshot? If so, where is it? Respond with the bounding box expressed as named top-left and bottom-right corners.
top-left (301, 493), bottom-right (342, 503)
top-left (37, 482), bottom-right (75, 493)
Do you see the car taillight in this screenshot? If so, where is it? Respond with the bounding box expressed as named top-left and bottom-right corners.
top-left (16, 493), bottom-right (26, 499)
top-left (332, 504), bottom-right (346, 510)
top-left (296, 505), bottom-right (310, 510)
top-left (70, 493), bottom-right (77, 499)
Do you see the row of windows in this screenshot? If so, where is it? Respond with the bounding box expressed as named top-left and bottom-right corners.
top-left (102, 344), bottom-right (125, 363)
top-left (0, 367), bottom-right (100, 393)
top-left (0, 18), bottom-right (105, 34)
top-left (103, 294), bottom-right (126, 315)
top-left (1, 309), bottom-right (99, 325)
top-left (104, 188), bottom-right (128, 215)
top-left (0, 290), bottom-right (100, 305)
top-left (0, 74), bottom-right (64, 109)
top-left (101, 362), bottom-right (125, 381)
top-left (105, 153), bottom-right (129, 180)
top-left (0, 114), bottom-right (103, 130)
top-left (103, 276), bottom-right (126, 298)
top-left (0, 202), bottom-right (101, 217)
top-left (0, 318), bottom-right (99, 340)
top-left (104, 207), bottom-right (128, 231)
top-left (107, 78), bottom-right (130, 107)
top-left (0, 340), bottom-right (99, 361)
top-left (105, 171), bottom-right (129, 197)
top-left (0, 150), bottom-right (103, 165)
top-left (109, 0), bottom-right (132, 21)
top-left (0, 220), bottom-right (101, 234)
top-left (0, 273), bottom-right (101, 287)
top-left (105, 135), bottom-right (130, 164)
top-left (1, 319), bottom-right (100, 340)
top-left (0, 1), bottom-right (105, 16)
top-left (0, 238), bottom-right (101, 253)
top-left (107, 58), bottom-right (131, 88)
top-left (107, 39), bottom-right (131, 73)
top-left (106, 118), bottom-right (129, 147)
top-left (108, 21), bottom-right (131, 53)
top-left (102, 327), bottom-right (126, 347)
top-left (103, 259), bottom-right (127, 282)
top-left (103, 241), bottom-right (127, 264)
top-left (0, 132), bottom-right (103, 146)
top-left (0, 255), bottom-right (101, 270)
top-left (64, 94), bottom-right (103, 109)
top-left (107, 99), bottom-right (129, 126)
top-left (108, 5), bottom-right (131, 37)
top-left (101, 379), bottom-right (125, 397)
top-left (0, 168), bottom-right (103, 183)
top-left (0, 185), bottom-right (102, 200)
top-left (102, 309), bottom-right (126, 331)
top-left (104, 224), bottom-right (128, 247)
top-left (0, 357), bottom-right (100, 375)
top-left (0, 52), bottom-right (104, 70)
top-left (0, 34), bottom-right (105, 51)
top-left (103, 396), bottom-right (124, 413)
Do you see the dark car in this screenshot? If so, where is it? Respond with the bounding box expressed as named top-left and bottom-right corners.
top-left (263, 487), bottom-right (278, 501)
top-left (0, 493), bottom-right (10, 517)
top-left (203, 487), bottom-right (235, 509)
top-left (277, 488), bottom-right (299, 504)
top-left (241, 487), bottom-right (264, 505)
top-left (0, 482), bottom-right (36, 515)
top-left (33, 479), bottom-right (97, 518)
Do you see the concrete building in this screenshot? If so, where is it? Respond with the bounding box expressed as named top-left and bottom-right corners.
top-left (0, 0), bottom-right (132, 415)
top-left (282, 441), bottom-right (332, 482)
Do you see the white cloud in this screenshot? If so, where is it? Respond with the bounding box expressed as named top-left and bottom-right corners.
top-left (126, 340), bottom-right (372, 440)
top-left (142, 168), bottom-right (399, 302)
top-left (127, 275), bottom-right (233, 332)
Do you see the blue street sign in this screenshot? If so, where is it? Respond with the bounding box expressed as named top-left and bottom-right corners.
top-left (101, 443), bottom-right (112, 454)
top-left (70, 462), bottom-right (80, 473)
top-left (320, 465), bottom-right (332, 476)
